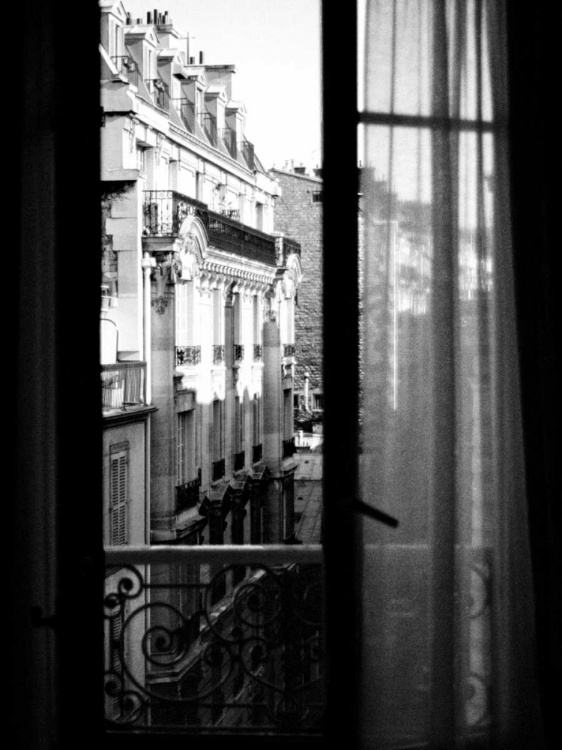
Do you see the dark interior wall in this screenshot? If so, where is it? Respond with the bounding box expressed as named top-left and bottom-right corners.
top-left (507, 3), bottom-right (562, 748)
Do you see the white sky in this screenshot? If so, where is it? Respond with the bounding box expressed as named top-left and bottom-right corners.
top-left (122, 0), bottom-right (322, 170)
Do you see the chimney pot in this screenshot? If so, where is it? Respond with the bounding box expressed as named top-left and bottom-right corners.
top-left (147, 11), bottom-right (151, 23)
top-left (199, 51), bottom-right (204, 64)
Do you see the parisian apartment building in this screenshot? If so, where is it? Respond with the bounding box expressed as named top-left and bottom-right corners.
top-left (99, 0), bottom-right (318, 727)
top-left (100, 0), bottom-right (303, 551)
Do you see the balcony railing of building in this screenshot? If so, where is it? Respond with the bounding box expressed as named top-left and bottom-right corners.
top-left (144, 78), bottom-right (170, 111)
top-left (253, 344), bottom-right (262, 361)
top-left (110, 55), bottom-right (140, 86)
top-left (198, 110), bottom-right (217, 146)
top-left (212, 458), bottom-right (226, 482)
top-left (176, 475), bottom-right (201, 513)
top-left (143, 191), bottom-right (208, 236)
top-left (212, 345), bottom-right (225, 365)
top-left (283, 344), bottom-right (296, 358)
top-left (101, 362), bottom-right (146, 411)
top-left (234, 344), bottom-right (244, 363)
top-left (241, 139), bottom-right (255, 171)
top-left (172, 97), bottom-right (195, 133)
top-left (176, 346), bottom-right (201, 367)
top-left (252, 443), bottom-right (263, 463)
top-left (283, 437), bottom-right (297, 459)
top-left (142, 190), bottom-right (279, 266)
top-left (104, 544), bottom-right (324, 733)
top-left (233, 451), bottom-right (245, 472)
top-left (220, 126), bottom-right (238, 160)
top-left (208, 212), bottom-right (277, 266)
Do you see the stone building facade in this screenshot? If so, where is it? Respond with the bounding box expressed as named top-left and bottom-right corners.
top-left (269, 168), bottom-right (323, 414)
top-left (100, 1), bottom-right (311, 728)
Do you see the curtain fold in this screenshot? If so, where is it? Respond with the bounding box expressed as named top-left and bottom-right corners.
top-left (359, 1), bottom-right (543, 747)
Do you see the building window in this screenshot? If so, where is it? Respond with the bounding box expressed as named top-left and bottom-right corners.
top-left (109, 443), bottom-right (128, 546)
top-left (136, 146), bottom-right (145, 174)
top-left (311, 190), bottom-right (323, 203)
top-left (177, 410), bottom-right (195, 485)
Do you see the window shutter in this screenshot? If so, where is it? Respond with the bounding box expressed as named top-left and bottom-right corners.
top-left (110, 450), bottom-right (128, 545)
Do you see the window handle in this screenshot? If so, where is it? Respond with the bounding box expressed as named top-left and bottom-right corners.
top-left (352, 499), bottom-right (399, 528)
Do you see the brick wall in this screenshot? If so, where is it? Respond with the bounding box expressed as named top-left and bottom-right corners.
top-left (270, 169), bottom-right (323, 395)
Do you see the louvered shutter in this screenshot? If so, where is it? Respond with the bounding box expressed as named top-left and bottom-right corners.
top-left (110, 450), bottom-right (128, 545)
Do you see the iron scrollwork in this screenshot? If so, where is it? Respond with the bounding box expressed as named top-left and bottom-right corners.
top-left (104, 560), bottom-right (325, 732)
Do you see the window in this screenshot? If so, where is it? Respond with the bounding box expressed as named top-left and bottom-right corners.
top-left (109, 444), bottom-right (128, 546)
top-left (176, 410), bottom-right (195, 485)
top-left (311, 190), bottom-right (323, 203)
top-left (10, 2), bottom-right (559, 750)
top-left (136, 146), bottom-right (145, 174)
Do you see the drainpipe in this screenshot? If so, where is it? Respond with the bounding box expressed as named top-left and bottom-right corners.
top-left (141, 252), bottom-right (156, 405)
top-left (304, 371), bottom-right (310, 412)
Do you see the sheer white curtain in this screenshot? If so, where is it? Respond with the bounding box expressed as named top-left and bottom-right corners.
top-left (358, 1), bottom-right (543, 747)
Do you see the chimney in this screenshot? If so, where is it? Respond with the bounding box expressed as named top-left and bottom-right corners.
top-left (189, 56), bottom-right (195, 65)
top-left (147, 11), bottom-right (152, 23)
top-left (199, 51), bottom-right (204, 64)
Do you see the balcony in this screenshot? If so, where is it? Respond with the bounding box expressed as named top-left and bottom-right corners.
top-left (212, 458), bottom-right (226, 482)
top-left (101, 362), bottom-right (146, 411)
top-left (234, 344), bottom-right (245, 363)
top-left (283, 437), bottom-right (297, 459)
top-left (208, 212), bottom-right (277, 266)
top-left (252, 443), bottom-right (263, 463)
top-left (253, 344), bottom-right (262, 361)
top-left (212, 345), bottom-right (225, 365)
top-left (144, 78), bottom-right (170, 111)
top-left (104, 545), bottom-right (324, 732)
top-left (142, 191), bottom-right (279, 266)
top-left (233, 450), bottom-right (245, 472)
top-left (176, 476), bottom-right (201, 513)
top-left (176, 346), bottom-right (201, 367)
top-left (283, 344), bottom-right (296, 358)
top-left (143, 191), bottom-right (208, 236)
top-left (110, 55), bottom-right (139, 86)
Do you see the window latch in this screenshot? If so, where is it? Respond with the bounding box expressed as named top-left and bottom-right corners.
top-left (352, 499), bottom-right (399, 528)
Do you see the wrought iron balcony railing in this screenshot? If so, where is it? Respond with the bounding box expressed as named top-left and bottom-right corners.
top-left (234, 344), bottom-right (244, 363)
top-left (176, 476), bottom-right (201, 513)
top-left (101, 362), bottom-right (146, 411)
top-left (104, 544), bottom-right (493, 735)
top-left (110, 55), bottom-right (140, 86)
top-left (253, 344), bottom-right (262, 361)
top-left (252, 443), bottom-right (263, 464)
top-left (212, 458), bottom-right (225, 482)
top-left (283, 437), bottom-right (297, 459)
top-left (212, 345), bottom-right (225, 365)
top-left (144, 78), bottom-right (170, 111)
top-left (283, 344), bottom-right (296, 358)
top-left (208, 212), bottom-right (277, 266)
top-left (198, 111), bottom-right (217, 146)
top-left (172, 97), bottom-right (195, 133)
top-left (176, 346), bottom-right (201, 367)
top-left (142, 191), bottom-right (278, 266)
top-left (233, 451), bottom-right (245, 472)
top-left (143, 191), bottom-right (208, 236)
top-left (104, 544), bottom-right (324, 732)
